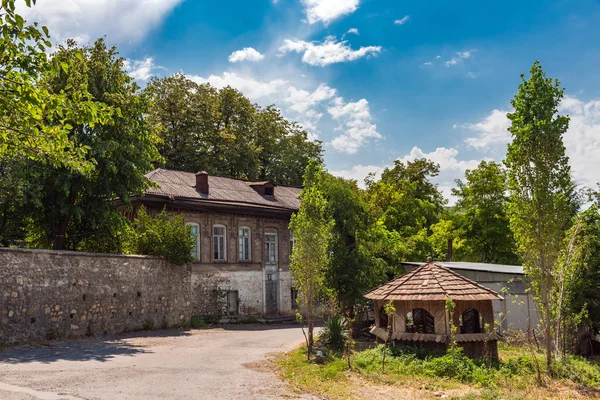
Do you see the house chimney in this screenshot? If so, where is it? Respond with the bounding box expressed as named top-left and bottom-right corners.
top-left (195, 171), bottom-right (209, 195)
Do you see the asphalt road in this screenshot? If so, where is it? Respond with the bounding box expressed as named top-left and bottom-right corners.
top-left (0, 325), bottom-right (318, 400)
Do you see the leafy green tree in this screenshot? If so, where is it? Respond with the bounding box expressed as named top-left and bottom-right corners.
top-left (504, 61), bottom-right (579, 371)
top-left (26, 39), bottom-right (160, 250)
top-left (289, 161), bottom-right (334, 357)
top-left (569, 199), bottom-right (600, 333)
top-left (0, 0), bottom-right (111, 170)
top-left (314, 173), bottom-right (382, 323)
top-left (0, 158), bottom-right (32, 245)
top-left (365, 158), bottom-right (446, 263)
top-left (451, 161), bottom-right (519, 264)
top-left (122, 206), bottom-right (193, 266)
top-left (145, 74), bottom-right (322, 186)
top-left (428, 218), bottom-right (465, 261)
top-left (553, 208), bottom-right (596, 355)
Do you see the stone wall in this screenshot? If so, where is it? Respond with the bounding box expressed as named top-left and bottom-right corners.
top-left (0, 248), bottom-right (192, 344)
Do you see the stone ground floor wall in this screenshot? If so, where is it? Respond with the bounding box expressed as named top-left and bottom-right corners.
top-left (190, 264), bottom-right (295, 318)
top-left (0, 248), bottom-right (192, 344)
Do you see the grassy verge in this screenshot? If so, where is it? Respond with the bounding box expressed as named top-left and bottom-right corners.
top-left (275, 342), bottom-right (600, 400)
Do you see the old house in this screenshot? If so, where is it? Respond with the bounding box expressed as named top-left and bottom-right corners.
top-left (366, 260), bottom-right (503, 359)
top-left (131, 169), bottom-right (301, 319)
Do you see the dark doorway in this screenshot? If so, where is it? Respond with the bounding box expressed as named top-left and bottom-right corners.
top-left (265, 280), bottom-right (279, 315)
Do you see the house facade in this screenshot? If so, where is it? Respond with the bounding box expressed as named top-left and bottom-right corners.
top-left (132, 169), bottom-right (301, 319)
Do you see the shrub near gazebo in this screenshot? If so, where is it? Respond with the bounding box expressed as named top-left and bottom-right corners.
top-left (365, 259), bottom-right (503, 359)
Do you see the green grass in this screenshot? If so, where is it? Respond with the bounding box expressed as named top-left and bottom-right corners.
top-left (276, 343), bottom-right (600, 400)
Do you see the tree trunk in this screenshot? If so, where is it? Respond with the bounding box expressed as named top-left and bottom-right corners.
top-left (52, 183), bottom-right (78, 250)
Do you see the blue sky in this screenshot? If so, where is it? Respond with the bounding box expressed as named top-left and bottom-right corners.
top-left (20, 0), bottom-right (600, 199)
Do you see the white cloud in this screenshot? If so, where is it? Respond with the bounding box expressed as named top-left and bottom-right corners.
top-left (394, 16), bottom-right (410, 25)
top-left (330, 165), bottom-right (382, 188)
top-left (328, 97), bottom-right (382, 153)
top-left (346, 28), bottom-right (359, 35)
top-left (445, 50), bottom-right (473, 67)
top-left (462, 109), bottom-right (511, 151)
top-left (301, 0), bottom-right (360, 25)
top-left (228, 47), bottom-right (264, 63)
top-left (189, 72), bottom-right (288, 100)
top-left (17, 0), bottom-right (182, 44)
top-left (285, 84), bottom-right (337, 113)
top-left (461, 95), bottom-right (600, 189)
top-left (123, 57), bottom-right (158, 81)
top-left (421, 61), bottom-right (432, 67)
top-left (279, 37), bottom-right (381, 67)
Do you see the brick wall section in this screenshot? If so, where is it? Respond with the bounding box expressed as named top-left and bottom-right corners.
top-left (0, 248), bottom-right (192, 344)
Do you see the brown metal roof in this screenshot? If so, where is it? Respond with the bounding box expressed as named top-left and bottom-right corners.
top-left (365, 262), bottom-right (503, 301)
top-left (143, 169), bottom-right (301, 211)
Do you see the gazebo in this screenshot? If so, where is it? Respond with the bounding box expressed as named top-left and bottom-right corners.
top-left (365, 259), bottom-right (503, 359)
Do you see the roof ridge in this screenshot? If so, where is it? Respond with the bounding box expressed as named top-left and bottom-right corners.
top-left (428, 263), bottom-right (448, 296)
top-left (365, 263), bottom-right (426, 298)
top-left (150, 168), bottom-right (303, 189)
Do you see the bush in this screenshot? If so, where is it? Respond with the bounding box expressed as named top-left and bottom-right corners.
top-left (425, 348), bottom-right (476, 382)
top-left (123, 206), bottom-right (194, 265)
top-left (319, 315), bottom-right (349, 351)
top-left (143, 318), bottom-right (155, 331)
top-left (190, 316), bottom-right (208, 329)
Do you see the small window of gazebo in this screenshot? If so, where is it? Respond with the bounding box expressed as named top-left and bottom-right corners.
top-left (365, 259), bottom-right (503, 359)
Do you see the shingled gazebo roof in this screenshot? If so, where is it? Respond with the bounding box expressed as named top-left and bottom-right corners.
top-left (365, 262), bottom-right (503, 301)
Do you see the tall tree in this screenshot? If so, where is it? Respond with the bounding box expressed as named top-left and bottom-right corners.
top-left (451, 161), bottom-right (519, 264)
top-left (316, 173), bottom-right (380, 321)
top-left (27, 39), bottom-right (160, 250)
top-left (289, 161), bottom-right (333, 356)
top-left (0, 0), bottom-right (111, 170)
top-left (145, 74), bottom-right (322, 186)
top-left (365, 158), bottom-right (446, 263)
top-left (504, 61), bottom-right (579, 371)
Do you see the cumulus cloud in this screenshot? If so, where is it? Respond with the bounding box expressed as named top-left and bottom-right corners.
top-left (188, 72), bottom-right (288, 100)
top-left (461, 95), bottom-right (600, 189)
top-left (17, 0), bottom-right (182, 44)
top-left (394, 16), bottom-right (410, 25)
top-left (228, 47), bottom-right (264, 63)
top-left (279, 37), bottom-right (381, 67)
top-left (346, 28), bottom-right (359, 35)
top-left (301, 0), bottom-right (359, 25)
top-left (330, 165), bottom-right (382, 188)
top-left (285, 84), bottom-right (337, 114)
top-left (461, 109), bottom-right (511, 151)
top-left (328, 97), bottom-right (382, 154)
top-left (445, 50), bottom-right (473, 67)
top-left (123, 57), bottom-right (159, 81)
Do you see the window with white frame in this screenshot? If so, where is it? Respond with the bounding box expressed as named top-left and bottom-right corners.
top-left (213, 225), bottom-right (227, 261)
top-left (238, 226), bottom-right (251, 261)
top-left (265, 233), bottom-right (277, 264)
top-left (186, 223), bottom-right (200, 260)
